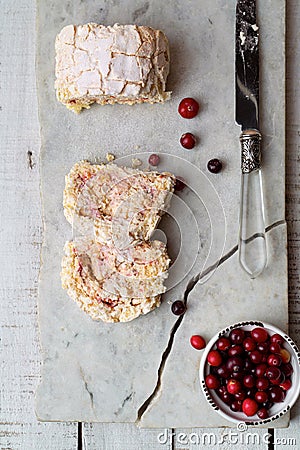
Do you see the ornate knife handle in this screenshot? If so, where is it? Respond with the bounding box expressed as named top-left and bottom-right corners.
top-left (240, 129), bottom-right (261, 174)
top-left (239, 129), bottom-right (267, 278)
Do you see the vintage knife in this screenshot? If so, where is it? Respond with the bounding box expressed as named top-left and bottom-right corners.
top-left (235, 0), bottom-right (267, 278)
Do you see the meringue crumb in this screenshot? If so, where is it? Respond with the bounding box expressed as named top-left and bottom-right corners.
top-left (132, 158), bottom-right (142, 168)
top-left (106, 153), bottom-right (115, 162)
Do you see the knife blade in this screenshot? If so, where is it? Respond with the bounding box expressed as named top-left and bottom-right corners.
top-left (235, 0), bottom-right (267, 278)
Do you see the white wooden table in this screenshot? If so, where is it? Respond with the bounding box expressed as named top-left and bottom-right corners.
top-left (0, 1), bottom-right (299, 449)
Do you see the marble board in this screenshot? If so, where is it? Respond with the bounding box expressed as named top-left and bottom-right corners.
top-left (36, 0), bottom-right (288, 427)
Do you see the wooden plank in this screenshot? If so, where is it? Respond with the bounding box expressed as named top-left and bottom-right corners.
top-left (0, 1), bottom-right (78, 449)
top-left (273, 1), bottom-right (300, 447)
top-left (82, 423), bottom-right (171, 449)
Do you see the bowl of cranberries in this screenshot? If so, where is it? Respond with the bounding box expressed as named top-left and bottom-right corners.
top-left (199, 321), bottom-right (300, 425)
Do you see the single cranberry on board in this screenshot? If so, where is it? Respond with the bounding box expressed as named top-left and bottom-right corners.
top-left (207, 158), bottom-right (223, 174)
top-left (174, 176), bottom-right (186, 191)
top-left (180, 132), bottom-right (196, 149)
top-left (190, 335), bottom-right (206, 350)
top-left (148, 153), bottom-right (160, 166)
top-left (178, 97), bottom-right (200, 119)
top-left (171, 300), bottom-right (186, 316)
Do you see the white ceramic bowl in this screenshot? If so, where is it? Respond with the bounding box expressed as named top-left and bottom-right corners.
top-left (199, 320), bottom-right (300, 425)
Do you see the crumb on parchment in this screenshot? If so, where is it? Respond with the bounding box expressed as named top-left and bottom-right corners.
top-left (106, 153), bottom-right (115, 162)
top-left (132, 158), bottom-right (142, 168)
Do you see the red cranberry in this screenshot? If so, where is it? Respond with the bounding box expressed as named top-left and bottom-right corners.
top-left (249, 350), bottom-right (263, 364)
top-left (174, 176), bottom-right (186, 191)
top-left (257, 342), bottom-right (270, 353)
top-left (216, 365), bottom-right (230, 379)
top-left (207, 158), bottom-right (222, 174)
top-left (205, 374), bottom-right (220, 389)
top-left (281, 362), bottom-right (293, 377)
top-left (269, 342), bottom-right (281, 354)
top-left (228, 345), bottom-right (244, 357)
top-left (280, 349), bottom-right (291, 364)
top-left (262, 401), bottom-right (273, 409)
top-left (280, 379), bottom-right (292, 391)
top-left (271, 333), bottom-right (284, 346)
top-left (242, 398), bottom-right (259, 416)
top-left (226, 356), bottom-right (244, 373)
top-left (268, 386), bottom-right (285, 403)
top-left (243, 374), bottom-right (255, 388)
top-left (270, 374), bottom-right (285, 386)
top-left (255, 363), bottom-right (267, 377)
top-left (207, 350), bottom-right (223, 367)
top-left (255, 391), bottom-right (268, 403)
top-left (257, 407), bottom-right (269, 419)
top-left (267, 354), bottom-right (282, 367)
top-left (229, 328), bottom-right (245, 344)
top-left (171, 300), bottom-right (186, 315)
top-left (256, 377), bottom-right (269, 391)
top-left (217, 386), bottom-right (232, 404)
top-left (178, 97), bottom-right (199, 119)
top-left (148, 153), bottom-right (160, 166)
top-left (244, 359), bottom-right (255, 372)
top-left (251, 327), bottom-right (269, 343)
top-left (235, 391), bottom-right (246, 401)
top-left (265, 367), bottom-right (281, 380)
top-left (227, 379), bottom-right (242, 395)
top-left (245, 388), bottom-right (256, 398)
top-left (180, 133), bottom-right (196, 149)
top-left (217, 385), bottom-right (227, 396)
top-left (216, 337), bottom-right (231, 351)
top-left (230, 400), bottom-right (243, 412)
top-left (243, 337), bottom-right (256, 352)
top-left (190, 335), bottom-right (206, 350)
top-left (231, 370), bottom-right (245, 381)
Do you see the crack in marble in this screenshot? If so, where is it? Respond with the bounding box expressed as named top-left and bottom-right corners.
top-left (79, 366), bottom-right (96, 417)
top-left (122, 392), bottom-right (133, 408)
top-left (136, 219), bottom-right (286, 423)
top-left (27, 150), bottom-right (34, 169)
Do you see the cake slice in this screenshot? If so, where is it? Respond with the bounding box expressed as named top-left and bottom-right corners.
top-left (55, 23), bottom-right (171, 112)
top-left (61, 238), bottom-right (170, 322)
top-left (63, 161), bottom-right (175, 248)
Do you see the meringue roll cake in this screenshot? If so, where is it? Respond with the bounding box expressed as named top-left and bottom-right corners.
top-left (55, 23), bottom-right (171, 112)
